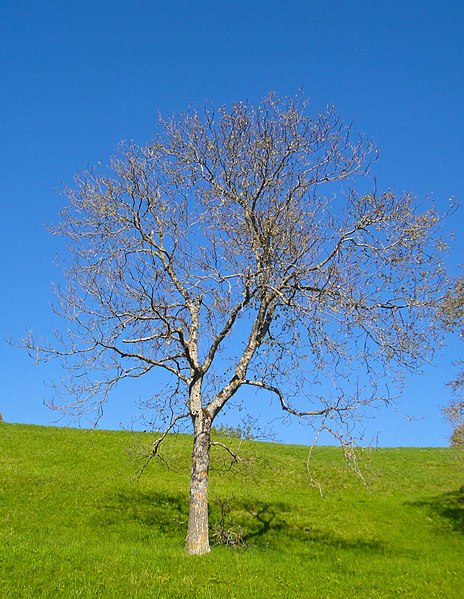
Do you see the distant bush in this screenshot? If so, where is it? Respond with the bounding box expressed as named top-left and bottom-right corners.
top-left (211, 423), bottom-right (254, 440)
top-left (450, 424), bottom-right (464, 447)
top-left (444, 398), bottom-right (464, 448)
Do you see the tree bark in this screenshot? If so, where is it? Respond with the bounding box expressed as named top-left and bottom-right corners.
top-left (185, 413), bottom-right (211, 555)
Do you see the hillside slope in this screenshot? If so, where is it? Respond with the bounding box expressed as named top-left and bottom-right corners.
top-left (1, 423), bottom-right (463, 598)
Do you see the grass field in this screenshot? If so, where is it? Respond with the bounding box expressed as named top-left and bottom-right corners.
top-left (0, 422), bottom-right (463, 598)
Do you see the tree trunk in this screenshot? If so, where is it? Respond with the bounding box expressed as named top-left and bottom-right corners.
top-left (185, 413), bottom-right (211, 555)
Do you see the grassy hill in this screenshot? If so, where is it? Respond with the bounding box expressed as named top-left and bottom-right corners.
top-left (0, 422), bottom-right (463, 598)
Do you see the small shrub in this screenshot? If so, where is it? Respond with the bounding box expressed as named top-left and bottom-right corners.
top-left (210, 498), bottom-right (248, 548)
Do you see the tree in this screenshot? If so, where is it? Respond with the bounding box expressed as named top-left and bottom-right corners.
top-left (441, 278), bottom-right (463, 446)
top-left (25, 93), bottom-right (453, 554)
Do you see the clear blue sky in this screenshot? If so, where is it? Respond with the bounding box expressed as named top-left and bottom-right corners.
top-left (1, 0), bottom-right (463, 446)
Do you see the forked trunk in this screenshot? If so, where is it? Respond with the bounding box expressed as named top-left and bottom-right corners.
top-left (185, 414), bottom-right (211, 555)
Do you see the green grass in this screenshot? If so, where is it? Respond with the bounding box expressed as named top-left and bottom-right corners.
top-left (0, 422), bottom-right (463, 598)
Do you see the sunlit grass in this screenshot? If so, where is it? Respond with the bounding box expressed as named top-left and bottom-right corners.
top-left (1, 422), bottom-right (463, 597)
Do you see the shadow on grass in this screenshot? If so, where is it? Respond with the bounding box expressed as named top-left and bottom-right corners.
top-left (95, 490), bottom-right (188, 534)
top-left (210, 499), bottom-right (388, 554)
top-left (411, 486), bottom-right (464, 534)
top-left (233, 500), bottom-right (386, 553)
top-left (94, 491), bottom-right (388, 553)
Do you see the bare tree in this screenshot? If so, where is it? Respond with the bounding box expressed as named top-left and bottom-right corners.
top-left (441, 278), bottom-right (463, 446)
top-left (25, 93), bottom-right (453, 554)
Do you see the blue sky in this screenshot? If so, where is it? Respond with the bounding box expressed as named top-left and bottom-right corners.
top-left (1, 0), bottom-right (463, 446)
